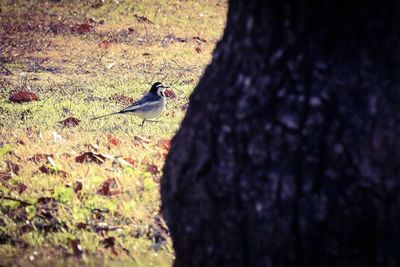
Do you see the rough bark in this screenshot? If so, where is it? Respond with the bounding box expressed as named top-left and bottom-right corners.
top-left (161, 1), bottom-right (400, 266)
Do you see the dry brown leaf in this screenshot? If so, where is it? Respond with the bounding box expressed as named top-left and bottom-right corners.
top-left (98, 40), bottom-right (111, 49)
top-left (16, 183), bottom-right (27, 194)
top-left (100, 236), bottom-right (116, 249)
top-left (38, 165), bottom-right (68, 178)
top-left (181, 103), bottom-right (189, 111)
top-left (97, 178), bottom-right (120, 196)
top-left (123, 157), bottom-right (136, 167)
top-left (75, 152), bottom-right (106, 164)
top-left (9, 91), bottom-right (39, 103)
top-left (107, 134), bottom-right (121, 147)
top-left (164, 89), bottom-right (176, 98)
top-left (192, 36), bottom-right (207, 43)
top-left (29, 153), bottom-right (53, 164)
top-left (74, 180), bottom-right (83, 194)
top-left (71, 23), bottom-right (92, 34)
top-left (157, 139), bottom-right (171, 150)
top-left (133, 14), bottom-right (154, 24)
top-left (147, 164), bottom-right (159, 175)
top-left (59, 117), bottom-right (81, 127)
top-left (70, 239), bottom-right (83, 258)
top-left (6, 161), bottom-right (20, 175)
top-left (0, 172), bottom-right (12, 182)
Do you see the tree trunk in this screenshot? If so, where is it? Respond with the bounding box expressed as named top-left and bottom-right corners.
top-left (161, 1), bottom-right (400, 266)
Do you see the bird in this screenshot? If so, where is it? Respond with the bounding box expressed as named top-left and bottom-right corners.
top-left (91, 82), bottom-right (169, 127)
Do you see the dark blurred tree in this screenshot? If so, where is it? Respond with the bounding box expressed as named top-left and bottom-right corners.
top-left (161, 1), bottom-right (400, 266)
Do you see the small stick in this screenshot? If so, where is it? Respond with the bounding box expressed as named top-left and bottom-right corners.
top-left (0, 195), bottom-right (32, 206)
top-left (0, 64), bottom-right (12, 75)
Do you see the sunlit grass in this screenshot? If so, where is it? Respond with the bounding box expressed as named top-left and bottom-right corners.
top-left (0, 0), bottom-right (226, 266)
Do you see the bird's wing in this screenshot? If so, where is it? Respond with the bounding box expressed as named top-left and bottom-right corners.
top-left (120, 93), bottom-right (161, 113)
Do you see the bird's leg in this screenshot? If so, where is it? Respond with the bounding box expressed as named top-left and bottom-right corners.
top-left (141, 119), bottom-right (146, 128)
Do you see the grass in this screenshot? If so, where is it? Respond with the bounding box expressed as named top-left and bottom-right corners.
top-left (0, 0), bottom-right (227, 266)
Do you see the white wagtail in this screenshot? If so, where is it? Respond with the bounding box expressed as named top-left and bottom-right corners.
top-left (91, 82), bottom-right (168, 127)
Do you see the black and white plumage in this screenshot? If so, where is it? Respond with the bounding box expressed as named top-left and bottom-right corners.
top-left (91, 82), bottom-right (168, 126)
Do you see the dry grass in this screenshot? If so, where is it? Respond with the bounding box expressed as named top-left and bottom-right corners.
top-left (0, 0), bottom-right (227, 266)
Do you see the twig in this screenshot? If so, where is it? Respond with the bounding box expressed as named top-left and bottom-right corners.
top-left (0, 64), bottom-right (12, 75)
top-left (98, 49), bottom-right (108, 63)
top-left (153, 5), bottom-right (161, 24)
top-left (0, 195), bottom-right (33, 206)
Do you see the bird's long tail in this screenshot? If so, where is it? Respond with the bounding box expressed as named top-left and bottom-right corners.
top-left (90, 111), bottom-right (121, 121)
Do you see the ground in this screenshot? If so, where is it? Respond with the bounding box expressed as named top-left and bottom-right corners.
top-left (0, 0), bottom-right (226, 266)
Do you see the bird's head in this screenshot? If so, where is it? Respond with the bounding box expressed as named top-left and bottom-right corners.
top-left (150, 82), bottom-right (169, 97)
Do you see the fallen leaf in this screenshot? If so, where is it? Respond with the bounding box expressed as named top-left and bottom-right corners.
top-left (16, 183), bottom-right (27, 194)
top-left (181, 103), bottom-right (189, 111)
top-left (8, 207), bottom-right (28, 222)
top-left (195, 46), bottom-right (202, 53)
top-left (155, 150), bottom-right (167, 160)
top-left (98, 40), bottom-right (111, 49)
top-left (91, 0), bottom-right (104, 8)
top-left (6, 161), bottom-right (20, 175)
top-left (157, 139), bottom-right (171, 150)
top-left (16, 139), bottom-right (25, 145)
top-left (71, 23), bottom-right (92, 34)
top-left (97, 178), bottom-right (120, 196)
top-left (37, 164), bottom-right (52, 174)
top-left (133, 14), bottom-right (154, 24)
top-left (192, 36), bottom-right (207, 43)
top-left (164, 89), bottom-right (176, 98)
top-left (0, 172), bottom-right (12, 182)
top-left (9, 91), bottom-right (39, 103)
top-left (29, 153), bottom-right (53, 164)
top-left (73, 180), bottom-right (83, 193)
top-left (109, 94), bottom-right (134, 105)
top-left (37, 197), bottom-right (57, 206)
top-left (123, 157), bottom-right (135, 167)
top-left (36, 197), bottom-right (58, 221)
top-left (58, 117), bottom-right (80, 127)
top-left (38, 164), bottom-right (68, 178)
top-left (100, 236), bottom-right (116, 248)
top-left (75, 152), bottom-right (106, 164)
top-left (70, 239), bottom-right (83, 258)
top-left (76, 222), bottom-right (87, 230)
top-left (18, 223), bottom-right (33, 234)
top-left (147, 164), bottom-right (159, 175)
top-left (107, 134), bottom-right (121, 146)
